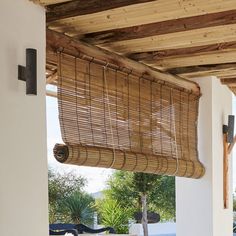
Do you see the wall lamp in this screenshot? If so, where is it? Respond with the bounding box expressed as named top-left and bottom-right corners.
top-left (18, 48), bottom-right (37, 95)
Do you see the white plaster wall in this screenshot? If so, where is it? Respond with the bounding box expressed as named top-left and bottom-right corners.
top-left (0, 1), bottom-right (48, 236)
top-left (129, 223), bottom-right (176, 235)
top-left (212, 79), bottom-right (233, 236)
top-left (176, 77), bottom-right (232, 236)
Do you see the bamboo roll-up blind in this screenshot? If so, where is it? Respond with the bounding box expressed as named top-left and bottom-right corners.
top-left (54, 52), bottom-right (205, 178)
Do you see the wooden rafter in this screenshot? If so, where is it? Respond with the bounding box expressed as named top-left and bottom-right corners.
top-left (128, 42), bottom-right (236, 62)
top-left (46, 29), bottom-right (200, 95)
top-left (229, 87), bottom-right (236, 96)
top-left (28, 0), bottom-right (236, 93)
top-left (188, 72), bottom-right (236, 81)
top-left (149, 50), bottom-right (236, 69)
top-left (80, 10), bottom-right (236, 45)
top-left (46, 71), bottom-right (58, 84)
top-left (168, 65), bottom-right (236, 81)
top-left (46, 90), bottom-right (57, 97)
top-left (47, 0), bottom-right (236, 35)
top-left (30, 0), bottom-right (72, 5)
top-left (221, 78), bottom-right (236, 86)
top-left (46, 0), bottom-right (156, 22)
top-left (220, 75), bottom-right (236, 80)
top-left (100, 24), bottom-right (236, 54)
top-left (168, 63), bottom-right (236, 75)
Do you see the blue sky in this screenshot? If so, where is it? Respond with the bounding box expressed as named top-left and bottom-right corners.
top-left (46, 88), bottom-right (236, 194)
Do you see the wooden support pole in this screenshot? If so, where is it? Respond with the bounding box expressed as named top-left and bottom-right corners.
top-left (223, 131), bottom-right (236, 209)
top-left (223, 132), bottom-right (229, 209)
top-left (228, 135), bottom-right (236, 155)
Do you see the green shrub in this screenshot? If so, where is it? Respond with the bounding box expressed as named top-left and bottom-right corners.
top-left (58, 191), bottom-right (95, 225)
top-left (97, 199), bottom-right (131, 234)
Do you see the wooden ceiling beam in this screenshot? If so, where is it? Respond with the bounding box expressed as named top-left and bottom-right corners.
top-left (46, 71), bottom-right (58, 84)
top-left (101, 23), bottom-right (236, 54)
top-left (149, 50), bottom-right (236, 69)
top-left (47, 0), bottom-right (156, 22)
top-left (80, 10), bottom-right (236, 44)
top-left (177, 68), bottom-right (236, 80)
top-left (128, 42), bottom-right (236, 62)
top-left (46, 90), bottom-right (57, 97)
top-left (30, 0), bottom-right (72, 6)
top-left (218, 74), bottom-right (236, 80)
top-left (48, 0), bottom-right (236, 35)
top-left (228, 87), bottom-right (236, 95)
top-left (46, 29), bottom-right (200, 95)
top-left (221, 78), bottom-right (236, 86)
top-left (168, 63), bottom-right (236, 75)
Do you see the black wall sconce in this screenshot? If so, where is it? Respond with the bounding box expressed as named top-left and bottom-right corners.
top-left (223, 115), bottom-right (235, 143)
top-left (18, 48), bottom-right (37, 95)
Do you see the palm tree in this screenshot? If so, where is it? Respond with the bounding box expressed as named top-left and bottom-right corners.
top-left (59, 191), bottom-right (95, 226)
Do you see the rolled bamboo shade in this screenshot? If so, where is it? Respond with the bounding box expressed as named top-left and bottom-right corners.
top-left (54, 52), bottom-right (205, 178)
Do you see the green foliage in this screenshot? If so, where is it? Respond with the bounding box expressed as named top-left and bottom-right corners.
top-left (97, 199), bottom-right (131, 234)
top-left (58, 191), bottom-right (95, 225)
top-left (48, 168), bottom-right (93, 224)
top-left (149, 176), bottom-right (175, 221)
top-left (105, 171), bottom-right (175, 221)
top-left (132, 173), bottom-right (159, 195)
top-left (48, 168), bottom-right (86, 204)
top-left (105, 171), bottom-right (139, 211)
top-left (132, 173), bottom-right (161, 236)
top-left (49, 203), bottom-right (57, 224)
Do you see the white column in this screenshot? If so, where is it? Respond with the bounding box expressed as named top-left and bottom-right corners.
top-left (0, 1), bottom-right (48, 236)
top-left (176, 77), bottom-right (233, 236)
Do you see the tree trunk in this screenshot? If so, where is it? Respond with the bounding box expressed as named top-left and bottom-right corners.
top-left (141, 194), bottom-right (148, 236)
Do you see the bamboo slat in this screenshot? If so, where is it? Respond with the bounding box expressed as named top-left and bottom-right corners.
top-left (53, 52), bottom-right (205, 178)
top-left (54, 144), bottom-right (205, 178)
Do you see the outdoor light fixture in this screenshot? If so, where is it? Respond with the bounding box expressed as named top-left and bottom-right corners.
top-left (18, 48), bottom-right (37, 95)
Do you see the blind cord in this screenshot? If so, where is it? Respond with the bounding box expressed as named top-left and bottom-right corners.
top-left (103, 64), bottom-right (116, 168)
top-left (171, 88), bottom-right (179, 176)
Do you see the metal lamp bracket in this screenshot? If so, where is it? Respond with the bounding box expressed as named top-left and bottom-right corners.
top-left (18, 48), bottom-right (37, 95)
